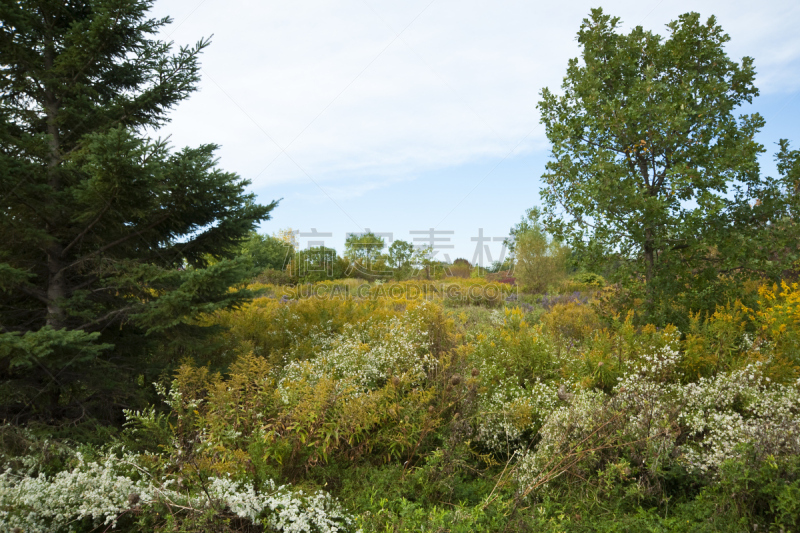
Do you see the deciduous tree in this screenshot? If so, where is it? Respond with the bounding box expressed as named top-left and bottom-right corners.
top-left (538, 9), bottom-right (766, 313)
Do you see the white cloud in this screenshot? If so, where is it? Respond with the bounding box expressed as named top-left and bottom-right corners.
top-left (152, 0), bottom-right (800, 190)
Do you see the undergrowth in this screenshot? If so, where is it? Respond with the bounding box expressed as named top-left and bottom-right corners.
top-left (2, 278), bottom-right (799, 532)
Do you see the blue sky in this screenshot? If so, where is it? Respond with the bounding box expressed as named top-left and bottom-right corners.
top-left (151, 0), bottom-right (800, 265)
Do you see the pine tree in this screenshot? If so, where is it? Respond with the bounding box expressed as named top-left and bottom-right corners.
top-left (0, 0), bottom-right (275, 424)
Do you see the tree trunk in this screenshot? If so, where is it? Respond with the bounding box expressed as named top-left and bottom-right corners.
top-left (644, 231), bottom-right (654, 285)
top-left (44, 43), bottom-right (66, 329)
top-left (644, 227), bottom-right (655, 316)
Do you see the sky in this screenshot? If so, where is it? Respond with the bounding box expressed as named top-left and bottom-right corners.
top-left (150, 0), bottom-right (800, 266)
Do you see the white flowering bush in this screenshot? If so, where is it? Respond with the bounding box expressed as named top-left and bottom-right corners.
top-left (515, 337), bottom-right (800, 497)
top-left (678, 363), bottom-right (800, 473)
top-left (199, 477), bottom-right (357, 533)
top-left (278, 315), bottom-right (434, 403)
top-left (476, 377), bottom-right (557, 453)
top-left (0, 454), bottom-right (143, 532)
top-left (0, 452), bottom-right (359, 533)
top-left (515, 388), bottom-right (611, 494)
top-left (470, 307), bottom-right (561, 453)
top-left (9, 277), bottom-right (800, 531)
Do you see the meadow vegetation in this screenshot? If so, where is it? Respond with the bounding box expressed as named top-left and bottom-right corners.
top-left (3, 276), bottom-right (800, 531)
top-left (2, 2), bottom-right (800, 532)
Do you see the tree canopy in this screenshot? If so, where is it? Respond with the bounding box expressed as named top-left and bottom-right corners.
top-left (238, 231), bottom-right (292, 273)
top-left (344, 232), bottom-right (385, 263)
top-left (0, 0), bottom-right (275, 423)
top-left (343, 232), bottom-right (386, 277)
top-left (512, 209), bottom-right (570, 293)
top-left (538, 8), bottom-right (798, 319)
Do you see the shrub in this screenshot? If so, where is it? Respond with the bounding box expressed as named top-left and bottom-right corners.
top-left (538, 291), bottom-right (588, 311)
top-left (573, 272), bottom-right (605, 287)
top-left (12, 276), bottom-right (800, 532)
top-left (515, 350), bottom-right (800, 506)
top-left (751, 281), bottom-right (800, 379)
top-left (541, 300), bottom-right (601, 343)
top-left (682, 302), bottom-right (750, 379)
top-left (253, 268), bottom-right (294, 285)
top-left (698, 446), bottom-right (800, 530)
top-left (0, 453), bottom-right (358, 533)
top-left (514, 228), bottom-right (570, 293)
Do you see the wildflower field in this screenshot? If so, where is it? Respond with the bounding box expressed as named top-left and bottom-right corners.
top-left (4, 1), bottom-right (800, 531)
top-left (3, 277), bottom-right (799, 532)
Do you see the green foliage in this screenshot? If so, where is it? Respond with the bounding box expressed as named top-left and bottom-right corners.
top-left (0, 327), bottom-right (111, 374)
top-left (287, 246), bottom-right (348, 282)
top-left (239, 231), bottom-right (292, 273)
top-left (699, 447), bottom-right (800, 531)
top-left (342, 232), bottom-right (390, 280)
top-left (344, 231), bottom-right (385, 264)
top-left (514, 209), bottom-right (571, 293)
top-left (386, 240), bottom-right (434, 280)
top-left (386, 239), bottom-right (415, 269)
top-left (714, 139), bottom-right (800, 288)
top-left (571, 272), bottom-right (605, 287)
top-left (0, 0), bottom-right (275, 423)
top-left (4, 5), bottom-right (800, 533)
top-left (4, 276), bottom-right (800, 531)
top-left (536, 8), bottom-right (796, 322)
top-left (505, 206), bottom-right (544, 254)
